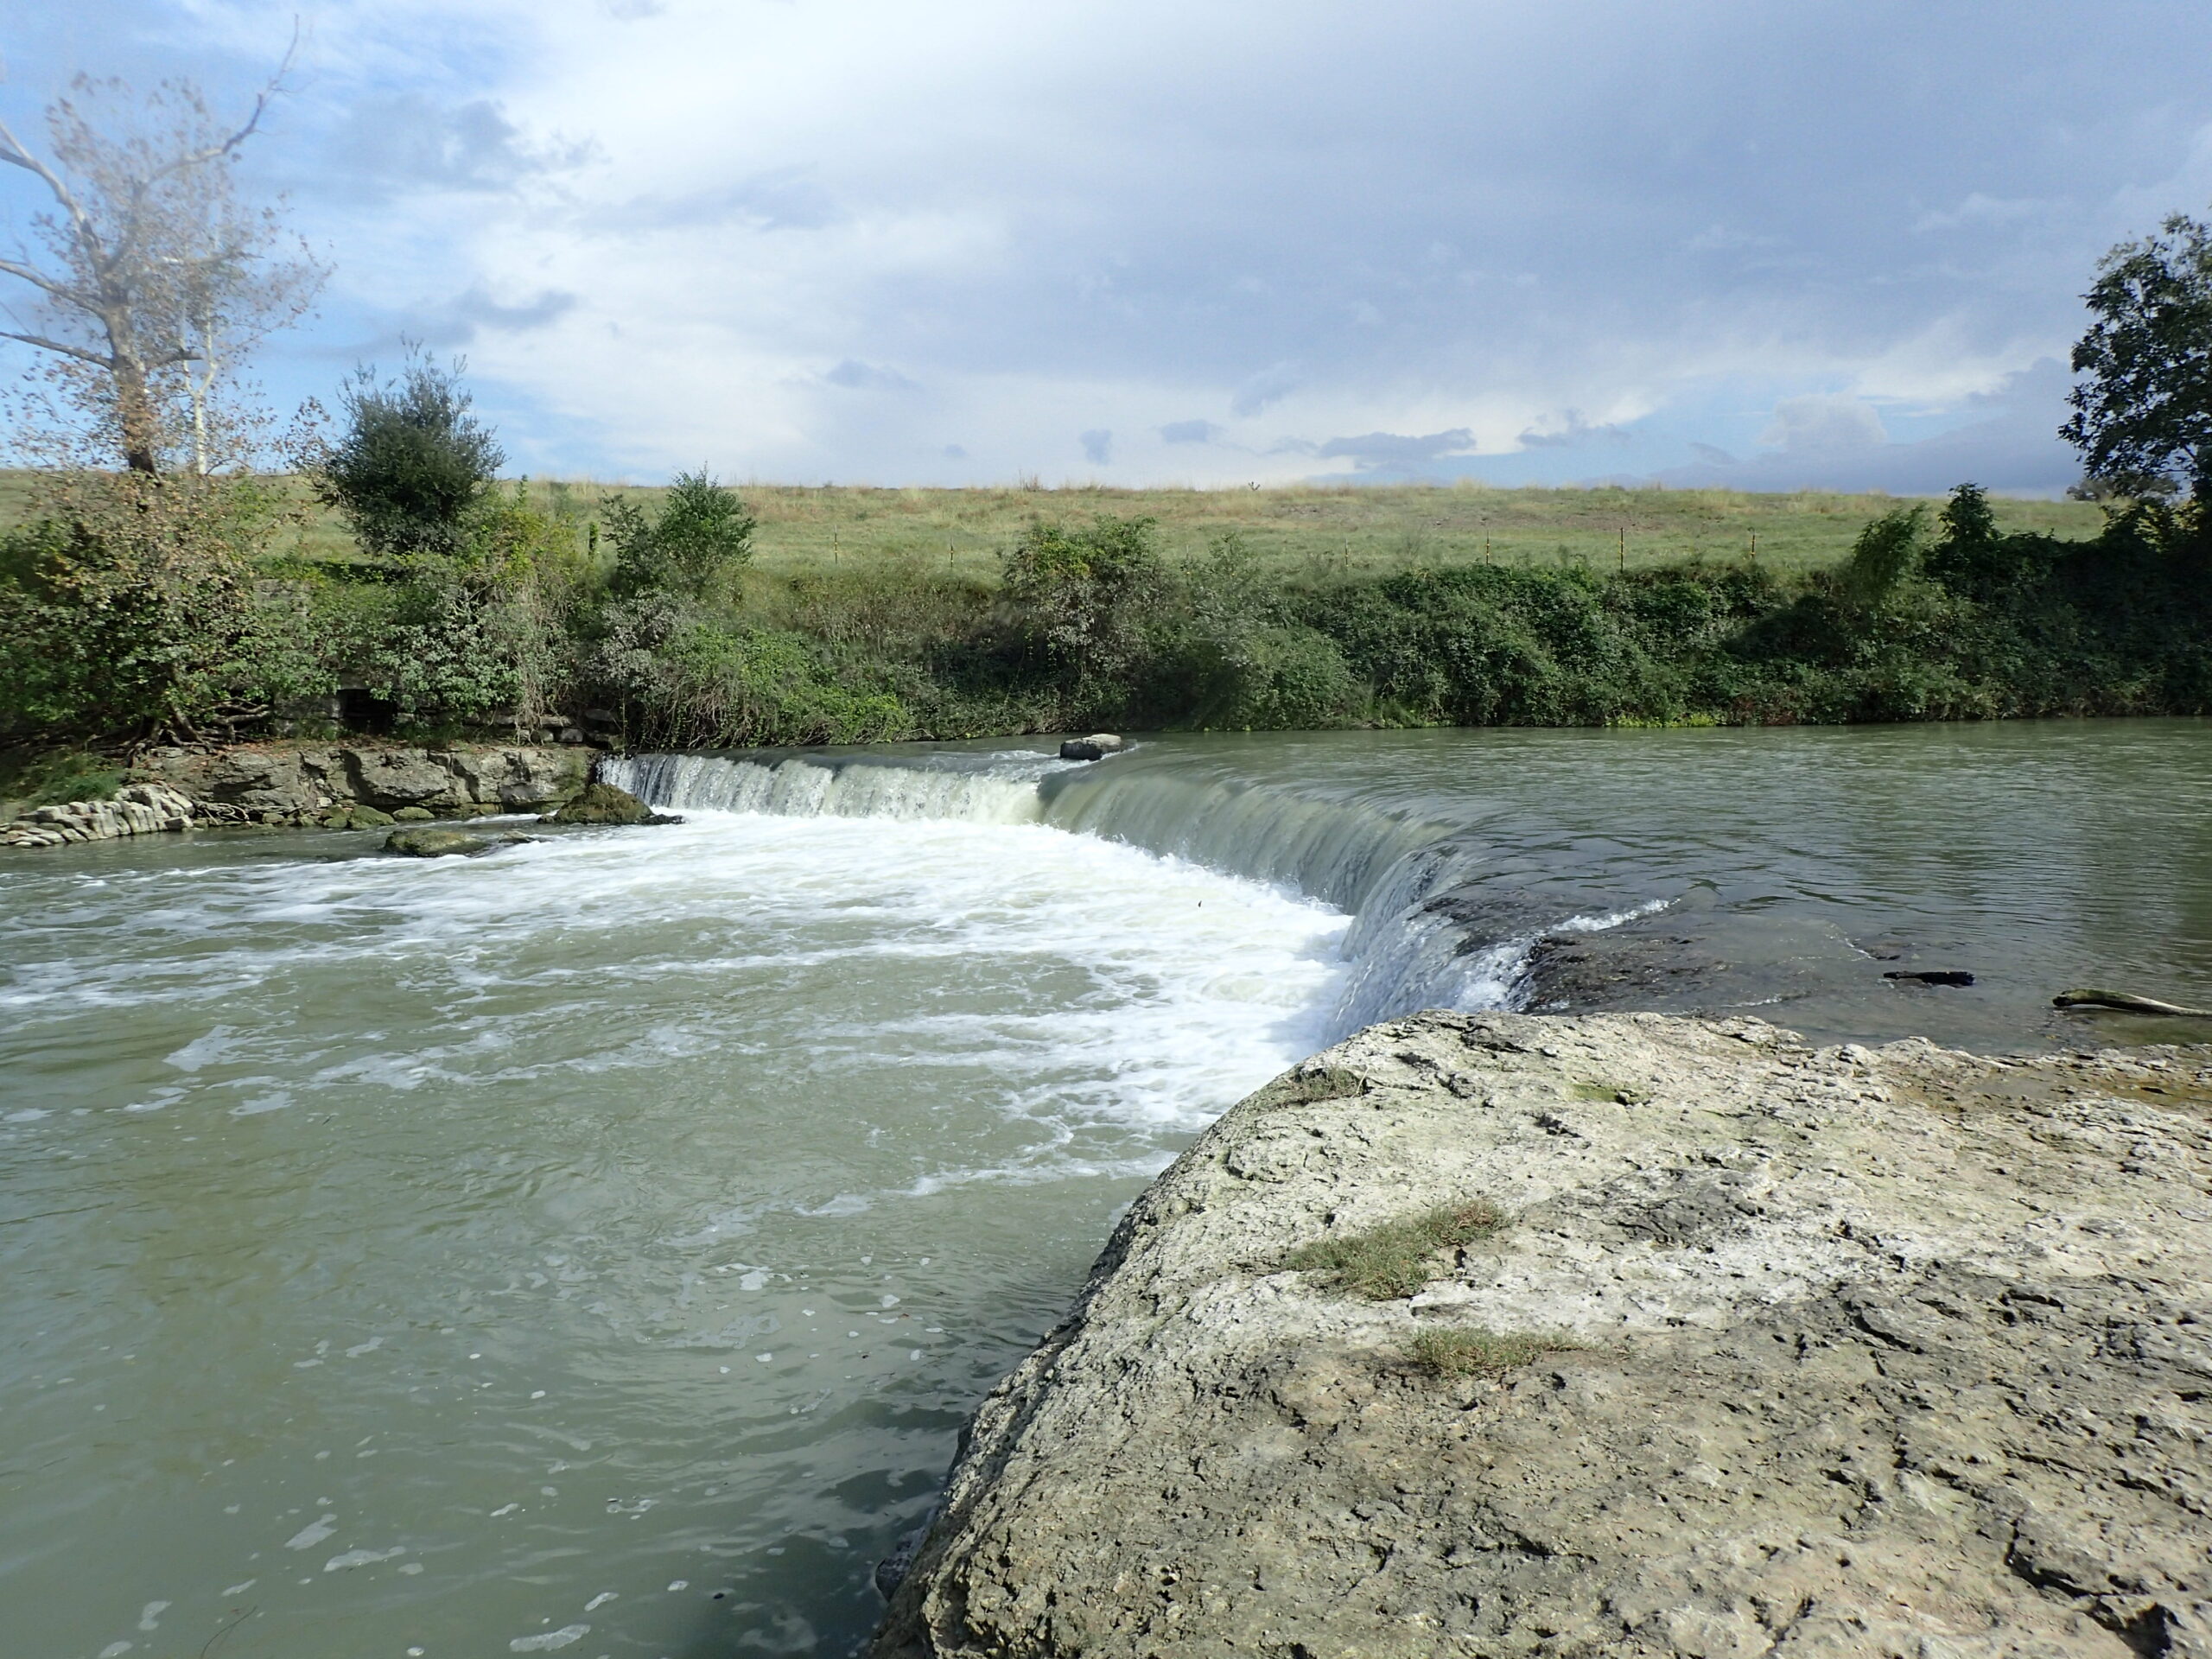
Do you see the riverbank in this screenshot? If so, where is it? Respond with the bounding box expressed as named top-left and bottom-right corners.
top-left (874, 1008), bottom-right (2212, 1657)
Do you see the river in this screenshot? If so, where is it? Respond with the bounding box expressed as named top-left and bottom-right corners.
top-left (4, 721), bottom-right (2209, 1657)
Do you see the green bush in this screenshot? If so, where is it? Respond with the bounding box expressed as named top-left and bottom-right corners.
top-left (605, 469), bottom-right (756, 601)
top-left (0, 481), bottom-right (340, 746)
top-left (1000, 514), bottom-right (1168, 697)
top-left (588, 598), bottom-right (908, 748)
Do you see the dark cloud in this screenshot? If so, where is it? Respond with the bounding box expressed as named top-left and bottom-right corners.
top-left (324, 94), bottom-right (594, 199)
top-left (825, 359), bottom-right (918, 391)
top-left (1079, 429), bottom-right (1114, 465)
top-left (1160, 419), bottom-right (1224, 444)
top-left (1516, 410), bottom-right (1631, 448)
top-left (1688, 442), bottom-right (1738, 467)
top-left (332, 286), bottom-right (579, 355)
top-left (942, 443), bottom-right (969, 460)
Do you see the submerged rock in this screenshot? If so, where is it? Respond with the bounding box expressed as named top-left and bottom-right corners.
top-left (538, 781), bottom-right (678, 825)
top-left (875, 1011), bottom-right (2212, 1658)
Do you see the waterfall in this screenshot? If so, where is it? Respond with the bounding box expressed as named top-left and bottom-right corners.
top-left (602, 751), bottom-right (1052, 823)
top-left (601, 747), bottom-right (1660, 1034)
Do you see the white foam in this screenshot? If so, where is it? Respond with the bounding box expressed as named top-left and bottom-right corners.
top-left (510, 1626), bottom-right (589, 1652)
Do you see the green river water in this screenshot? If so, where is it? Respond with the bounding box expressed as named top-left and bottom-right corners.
top-left (3, 721), bottom-right (2209, 1658)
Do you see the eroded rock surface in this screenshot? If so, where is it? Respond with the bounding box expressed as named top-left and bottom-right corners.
top-left (875, 1011), bottom-right (2212, 1658)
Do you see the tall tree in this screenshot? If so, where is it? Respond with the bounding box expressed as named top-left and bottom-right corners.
top-left (0, 48), bottom-right (321, 474)
top-left (2063, 211), bottom-right (2212, 503)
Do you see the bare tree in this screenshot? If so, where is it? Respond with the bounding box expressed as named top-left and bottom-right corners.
top-left (0, 44), bottom-right (323, 474)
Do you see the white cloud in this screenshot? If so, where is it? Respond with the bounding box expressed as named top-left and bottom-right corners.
top-left (5, 0), bottom-right (2209, 490)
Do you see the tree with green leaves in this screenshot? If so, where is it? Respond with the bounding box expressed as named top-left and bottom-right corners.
top-left (603, 468), bottom-right (756, 600)
top-left (315, 347), bottom-right (505, 558)
top-left (2063, 211), bottom-right (2212, 502)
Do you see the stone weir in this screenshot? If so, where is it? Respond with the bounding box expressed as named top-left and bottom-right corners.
top-left (3, 744), bottom-right (592, 848)
top-left (874, 1010), bottom-right (2212, 1658)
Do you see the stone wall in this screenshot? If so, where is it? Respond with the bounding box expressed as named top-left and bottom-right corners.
top-left (3, 782), bottom-right (201, 848)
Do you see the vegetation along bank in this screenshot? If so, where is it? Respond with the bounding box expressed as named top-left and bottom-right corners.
top-left (3, 461), bottom-right (2207, 773)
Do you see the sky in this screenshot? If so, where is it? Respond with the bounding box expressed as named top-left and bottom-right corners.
top-left (2, 0), bottom-right (2209, 493)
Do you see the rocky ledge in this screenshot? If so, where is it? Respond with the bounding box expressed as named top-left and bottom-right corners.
top-left (3, 744), bottom-right (591, 848)
top-left (874, 1010), bottom-right (2212, 1658)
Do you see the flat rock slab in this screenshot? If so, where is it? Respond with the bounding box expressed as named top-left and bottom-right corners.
top-left (874, 1011), bottom-right (2212, 1659)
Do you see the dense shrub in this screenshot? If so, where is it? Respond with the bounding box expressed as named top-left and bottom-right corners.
top-left (587, 598), bottom-right (906, 748)
top-left (0, 477), bottom-right (335, 745)
top-left (604, 470), bottom-right (756, 601)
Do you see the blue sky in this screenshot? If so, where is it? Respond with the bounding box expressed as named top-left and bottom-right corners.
top-left (3, 0), bottom-right (2210, 492)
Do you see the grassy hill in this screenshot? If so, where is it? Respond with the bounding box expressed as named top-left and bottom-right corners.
top-left (0, 471), bottom-right (2106, 584)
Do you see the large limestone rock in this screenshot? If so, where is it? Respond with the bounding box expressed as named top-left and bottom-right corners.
top-left (875, 1011), bottom-right (2212, 1658)
top-left (343, 747), bottom-right (465, 810)
top-left (8, 744), bottom-right (595, 849)
top-left (133, 744), bottom-right (590, 821)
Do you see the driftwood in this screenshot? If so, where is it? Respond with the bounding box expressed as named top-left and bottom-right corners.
top-left (2052, 988), bottom-right (2212, 1018)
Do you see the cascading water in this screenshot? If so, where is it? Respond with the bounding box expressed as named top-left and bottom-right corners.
top-left (601, 745), bottom-right (1660, 1034)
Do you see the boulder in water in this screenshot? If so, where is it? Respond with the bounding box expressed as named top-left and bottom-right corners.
top-left (538, 780), bottom-right (679, 825)
top-left (385, 827), bottom-right (493, 857)
top-left (1059, 734), bottom-right (1126, 761)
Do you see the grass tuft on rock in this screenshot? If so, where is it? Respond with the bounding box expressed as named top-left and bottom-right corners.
top-left (1284, 1199), bottom-right (1505, 1300)
top-left (1408, 1326), bottom-right (1578, 1379)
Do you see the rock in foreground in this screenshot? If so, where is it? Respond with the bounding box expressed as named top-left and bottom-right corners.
top-left (875, 1011), bottom-right (2212, 1658)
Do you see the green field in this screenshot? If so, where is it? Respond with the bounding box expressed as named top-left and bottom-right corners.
top-left (0, 472), bottom-right (2107, 582)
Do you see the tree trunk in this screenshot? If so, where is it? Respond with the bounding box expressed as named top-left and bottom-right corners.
top-left (113, 359), bottom-right (161, 475)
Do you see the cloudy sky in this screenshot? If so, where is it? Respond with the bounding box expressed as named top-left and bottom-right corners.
top-left (3, 0), bottom-right (2210, 493)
